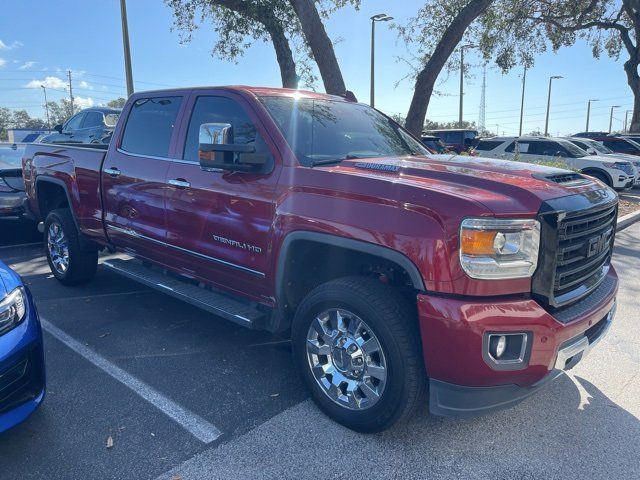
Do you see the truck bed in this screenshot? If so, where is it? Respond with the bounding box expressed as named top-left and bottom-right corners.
top-left (22, 143), bottom-right (108, 241)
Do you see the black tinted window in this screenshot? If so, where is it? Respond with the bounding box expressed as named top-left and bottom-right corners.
top-left (83, 111), bottom-right (104, 128)
top-left (475, 140), bottom-right (503, 151)
top-left (121, 97), bottom-right (182, 157)
top-left (505, 141), bottom-right (517, 153)
top-left (603, 140), bottom-right (638, 153)
top-left (444, 132), bottom-right (463, 143)
top-left (184, 96), bottom-right (260, 162)
top-left (64, 113), bottom-right (84, 131)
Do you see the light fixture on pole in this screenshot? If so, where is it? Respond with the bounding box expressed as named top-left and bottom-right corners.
top-left (544, 75), bottom-right (563, 136)
top-left (609, 105), bottom-right (621, 133)
top-left (585, 99), bottom-right (599, 132)
top-left (40, 85), bottom-right (51, 131)
top-left (459, 44), bottom-right (478, 127)
top-left (369, 13), bottom-right (393, 108)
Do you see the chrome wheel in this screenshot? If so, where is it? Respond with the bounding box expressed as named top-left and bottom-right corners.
top-left (47, 222), bottom-right (69, 275)
top-left (306, 308), bottom-right (387, 410)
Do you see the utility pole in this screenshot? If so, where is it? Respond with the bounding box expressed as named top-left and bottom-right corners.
top-left (67, 70), bottom-right (74, 115)
top-left (518, 66), bottom-right (527, 136)
top-left (609, 105), bottom-right (621, 133)
top-left (544, 75), bottom-right (563, 136)
top-left (369, 13), bottom-right (393, 108)
top-left (120, 0), bottom-right (134, 96)
top-left (625, 110), bottom-right (633, 132)
top-left (41, 85), bottom-right (51, 130)
top-left (585, 99), bottom-right (599, 132)
top-left (459, 44), bottom-right (478, 128)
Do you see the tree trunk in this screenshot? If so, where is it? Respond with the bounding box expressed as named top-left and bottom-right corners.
top-left (404, 0), bottom-right (493, 135)
top-left (289, 0), bottom-right (346, 95)
top-left (624, 56), bottom-right (640, 132)
top-left (264, 19), bottom-right (299, 88)
top-left (216, 0), bottom-right (299, 89)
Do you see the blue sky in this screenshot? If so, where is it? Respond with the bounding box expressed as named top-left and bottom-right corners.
top-left (0, 0), bottom-right (633, 135)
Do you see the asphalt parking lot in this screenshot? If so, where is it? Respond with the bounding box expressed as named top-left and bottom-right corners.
top-left (0, 218), bottom-right (639, 480)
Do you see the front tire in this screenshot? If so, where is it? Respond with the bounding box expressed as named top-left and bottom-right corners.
top-left (292, 277), bottom-right (426, 432)
top-left (44, 208), bottom-right (98, 286)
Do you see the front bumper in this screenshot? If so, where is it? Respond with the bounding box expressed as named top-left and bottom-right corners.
top-left (0, 287), bottom-right (45, 434)
top-left (418, 267), bottom-right (618, 417)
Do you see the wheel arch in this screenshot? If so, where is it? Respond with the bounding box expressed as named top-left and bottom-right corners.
top-left (274, 231), bottom-right (426, 329)
top-left (580, 168), bottom-right (613, 187)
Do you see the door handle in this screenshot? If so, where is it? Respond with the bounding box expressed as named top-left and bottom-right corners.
top-left (168, 178), bottom-right (191, 188)
top-left (104, 167), bottom-right (121, 177)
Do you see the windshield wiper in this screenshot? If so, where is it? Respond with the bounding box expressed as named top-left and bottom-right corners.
top-left (310, 154), bottom-right (368, 167)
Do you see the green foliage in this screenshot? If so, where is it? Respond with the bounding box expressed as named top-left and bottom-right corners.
top-left (107, 98), bottom-right (127, 108)
top-left (0, 107), bottom-right (48, 140)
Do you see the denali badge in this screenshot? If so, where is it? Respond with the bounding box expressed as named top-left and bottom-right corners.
top-left (212, 234), bottom-right (262, 253)
top-left (587, 231), bottom-right (608, 258)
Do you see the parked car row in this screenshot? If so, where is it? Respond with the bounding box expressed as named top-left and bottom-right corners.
top-left (474, 136), bottom-right (638, 190)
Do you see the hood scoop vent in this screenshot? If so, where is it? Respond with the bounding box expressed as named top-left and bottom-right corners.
top-left (539, 173), bottom-right (591, 187)
top-left (353, 162), bottom-right (400, 173)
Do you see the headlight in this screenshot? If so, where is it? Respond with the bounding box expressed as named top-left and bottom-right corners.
top-left (0, 287), bottom-right (27, 335)
top-left (460, 218), bottom-right (540, 279)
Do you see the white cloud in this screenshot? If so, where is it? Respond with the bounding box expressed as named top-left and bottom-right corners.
top-left (0, 40), bottom-right (22, 50)
top-left (0, 58), bottom-right (6, 68)
top-left (18, 61), bottom-right (36, 70)
top-left (25, 76), bottom-right (67, 89)
top-left (74, 96), bottom-right (94, 109)
top-left (79, 80), bottom-right (93, 90)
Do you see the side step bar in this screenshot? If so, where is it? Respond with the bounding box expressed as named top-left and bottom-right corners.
top-left (102, 258), bottom-right (267, 329)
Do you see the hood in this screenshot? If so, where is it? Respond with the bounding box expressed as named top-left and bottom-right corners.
top-left (330, 154), bottom-right (606, 216)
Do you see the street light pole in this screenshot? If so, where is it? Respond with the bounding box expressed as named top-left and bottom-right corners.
top-left (518, 66), bottom-right (527, 136)
top-left (459, 44), bottom-right (477, 128)
top-left (120, 0), bottom-right (134, 97)
top-left (609, 105), bottom-right (621, 133)
top-left (369, 13), bottom-right (393, 108)
top-left (544, 75), bottom-right (563, 136)
top-left (40, 85), bottom-right (51, 130)
top-left (585, 99), bottom-right (599, 132)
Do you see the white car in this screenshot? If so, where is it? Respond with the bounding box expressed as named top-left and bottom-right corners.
top-left (474, 136), bottom-right (636, 191)
top-left (567, 137), bottom-right (640, 186)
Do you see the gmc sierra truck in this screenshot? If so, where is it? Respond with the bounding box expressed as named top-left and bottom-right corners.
top-left (21, 87), bottom-right (619, 432)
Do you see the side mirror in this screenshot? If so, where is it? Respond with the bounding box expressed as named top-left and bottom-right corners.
top-left (198, 123), bottom-right (268, 172)
top-left (54, 124), bottom-right (63, 133)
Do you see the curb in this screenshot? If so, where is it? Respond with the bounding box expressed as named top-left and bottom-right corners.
top-left (617, 208), bottom-right (640, 231)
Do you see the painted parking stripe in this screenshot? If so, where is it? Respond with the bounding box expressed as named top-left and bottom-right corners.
top-left (40, 317), bottom-right (222, 444)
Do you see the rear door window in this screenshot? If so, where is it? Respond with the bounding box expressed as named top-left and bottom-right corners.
top-left (475, 140), bottom-right (503, 151)
top-left (120, 96), bottom-right (183, 157)
top-left (82, 111), bottom-right (104, 129)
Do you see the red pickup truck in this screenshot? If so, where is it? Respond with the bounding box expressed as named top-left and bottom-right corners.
top-left (22, 86), bottom-right (618, 432)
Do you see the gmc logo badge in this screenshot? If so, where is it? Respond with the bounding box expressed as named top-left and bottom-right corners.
top-left (587, 232), bottom-right (608, 258)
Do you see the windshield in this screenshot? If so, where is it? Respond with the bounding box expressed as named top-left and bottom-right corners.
top-left (260, 96), bottom-right (429, 166)
top-left (559, 140), bottom-right (589, 158)
top-left (585, 140), bottom-right (613, 154)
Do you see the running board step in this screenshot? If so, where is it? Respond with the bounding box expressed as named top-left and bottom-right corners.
top-left (102, 258), bottom-right (266, 329)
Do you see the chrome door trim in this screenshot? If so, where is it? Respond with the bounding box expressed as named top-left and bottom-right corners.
top-left (168, 179), bottom-right (191, 188)
top-left (116, 147), bottom-right (198, 165)
top-left (107, 225), bottom-right (265, 278)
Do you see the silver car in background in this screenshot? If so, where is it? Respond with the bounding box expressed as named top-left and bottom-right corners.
top-left (0, 143), bottom-right (27, 220)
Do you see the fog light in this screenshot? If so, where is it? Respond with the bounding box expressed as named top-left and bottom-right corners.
top-left (495, 335), bottom-right (507, 358)
top-left (485, 332), bottom-right (529, 369)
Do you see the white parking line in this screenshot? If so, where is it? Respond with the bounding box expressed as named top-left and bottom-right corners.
top-left (40, 317), bottom-right (223, 444)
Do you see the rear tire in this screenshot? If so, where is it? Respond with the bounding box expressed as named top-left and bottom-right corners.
top-left (291, 276), bottom-right (426, 433)
top-left (44, 208), bottom-right (97, 286)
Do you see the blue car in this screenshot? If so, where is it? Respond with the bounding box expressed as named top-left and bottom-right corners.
top-left (0, 260), bottom-right (45, 433)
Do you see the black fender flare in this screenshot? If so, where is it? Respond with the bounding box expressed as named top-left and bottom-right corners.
top-left (35, 176), bottom-right (78, 226)
top-left (275, 231), bottom-right (426, 320)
